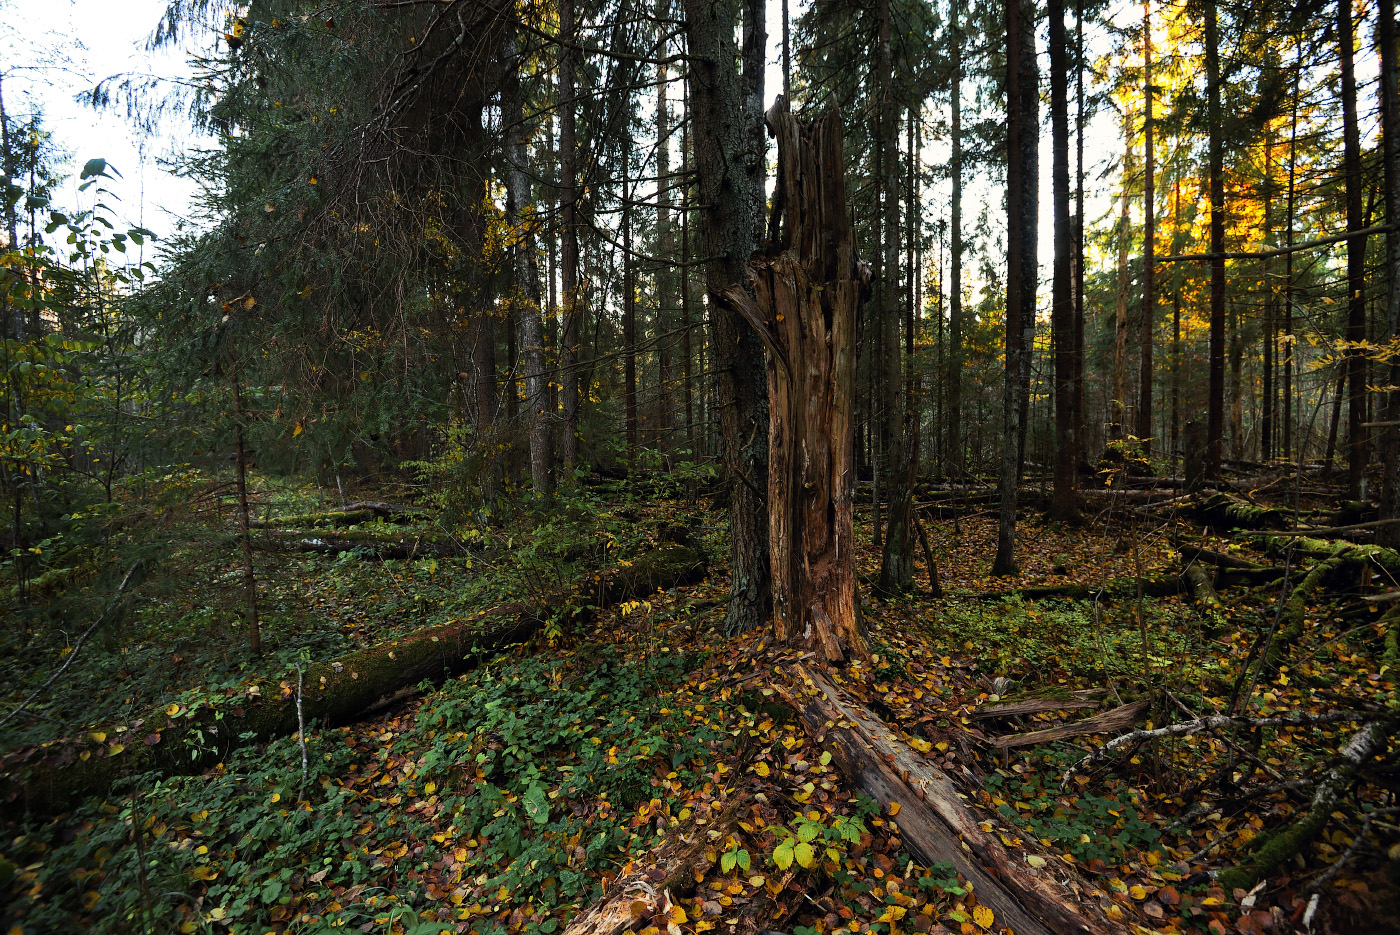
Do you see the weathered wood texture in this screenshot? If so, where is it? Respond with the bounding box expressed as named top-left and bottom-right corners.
top-left (724, 98), bottom-right (868, 664)
top-left (778, 664), bottom-right (1120, 935)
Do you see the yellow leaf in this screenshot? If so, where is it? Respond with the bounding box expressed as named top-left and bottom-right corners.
top-left (908, 737), bottom-right (933, 754)
top-left (1026, 855), bottom-right (1047, 868)
top-left (293, 422), bottom-right (303, 437)
top-left (108, 744), bottom-right (124, 755)
top-left (748, 875), bottom-right (766, 888)
top-left (668, 905), bottom-right (688, 925)
top-left (887, 802), bottom-right (901, 817)
top-left (166, 704), bottom-right (180, 716)
top-left (84, 890), bottom-right (101, 910)
top-left (89, 731), bottom-right (106, 743)
top-left (1129, 885), bottom-right (1148, 900)
top-left (190, 866), bottom-right (219, 881)
top-left (271, 793), bottom-right (281, 803)
top-left (424, 781), bottom-right (436, 795)
top-left (973, 905), bottom-right (994, 929)
top-left (935, 741), bottom-right (950, 752)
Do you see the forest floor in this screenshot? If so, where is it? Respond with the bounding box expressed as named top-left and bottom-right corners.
top-left (2, 473), bottom-right (1398, 935)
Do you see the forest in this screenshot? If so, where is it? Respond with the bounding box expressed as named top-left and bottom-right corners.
top-left (3, 0), bottom-right (1400, 931)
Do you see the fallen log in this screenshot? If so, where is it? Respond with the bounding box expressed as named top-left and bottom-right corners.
top-left (1178, 559), bottom-right (1223, 612)
top-left (0, 542), bottom-right (707, 821)
top-left (777, 664), bottom-right (1118, 935)
top-left (968, 690), bottom-right (1104, 720)
top-left (562, 799), bottom-right (742, 935)
top-left (248, 500), bottom-right (428, 528)
top-left (964, 576), bottom-right (1187, 602)
top-left (1195, 493), bottom-right (1284, 530)
top-left (250, 528), bottom-right (469, 559)
top-left (986, 701), bottom-right (1150, 750)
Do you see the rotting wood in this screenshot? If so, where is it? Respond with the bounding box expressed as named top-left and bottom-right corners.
top-left (776, 664), bottom-right (1119, 935)
top-left (987, 700), bottom-right (1150, 750)
top-left (722, 97), bottom-right (868, 664)
top-left (562, 799), bottom-right (742, 935)
top-left (968, 690), bottom-right (1104, 720)
top-left (0, 543), bottom-right (707, 821)
top-left (251, 529), bottom-right (471, 559)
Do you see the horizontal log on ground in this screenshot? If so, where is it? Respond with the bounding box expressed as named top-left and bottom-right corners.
top-left (1194, 493), bottom-right (1285, 530)
top-left (563, 800), bottom-right (743, 935)
top-left (248, 500), bottom-right (428, 529)
top-left (962, 576), bottom-right (1188, 602)
top-left (0, 543), bottom-right (707, 821)
top-left (777, 664), bottom-right (1117, 935)
top-left (250, 529), bottom-right (470, 558)
top-left (987, 701), bottom-right (1150, 750)
top-left (967, 690), bottom-right (1105, 720)
top-left (1175, 545), bottom-right (1269, 571)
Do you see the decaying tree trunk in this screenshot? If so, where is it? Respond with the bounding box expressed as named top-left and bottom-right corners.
top-left (723, 99), bottom-right (869, 665)
top-left (777, 664), bottom-right (1116, 935)
top-left (0, 544), bottom-right (706, 820)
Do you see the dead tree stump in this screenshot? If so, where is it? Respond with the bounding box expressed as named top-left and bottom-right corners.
top-left (723, 97), bottom-right (869, 664)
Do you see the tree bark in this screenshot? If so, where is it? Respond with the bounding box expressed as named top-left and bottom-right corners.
top-left (947, 0), bottom-right (965, 479)
top-left (1113, 130), bottom-right (1132, 441)
top-left (504, 38), bottom-right (553, 497)
top-left (559, 0), bottom-right (581, 484)
top-left (1205, 0), bottom-right (1226, 476)
top-left (1138, 2), bottom-right (1155, 453)
top-left (683, 0), bottom-right (771, 634)
top-left (1342, 0), bottom-right (1369, 498)
top-left (728, 100), bottom-right (870, 664)
top-left (232, 376), bottom-right (261, 656)
top-left (994, 0), bottom-right (1037, 576)
top-left (1049, 0), bottom-right (1076, 520)
top-left (1379, 0), bottom-right (1400, 546)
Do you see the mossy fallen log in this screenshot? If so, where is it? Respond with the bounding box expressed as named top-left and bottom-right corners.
top-left (1215, 719), bottom-right (1392, 892)
top-left (1195, 493), bottom-right (1284, 530)
top-left (965, 575), bottom-right (1187, 602)
top-left (249, 501), bottom-right (427, 529)
top-left (0, 543), bottom-right (707, 821)
top-left (249, 528), bottom-right (469, 559)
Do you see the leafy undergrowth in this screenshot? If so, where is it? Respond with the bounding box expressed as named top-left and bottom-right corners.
top-left (4, 491), bottom-right (1400, 935)
top-left (0, 471), bottom-right (656, 753)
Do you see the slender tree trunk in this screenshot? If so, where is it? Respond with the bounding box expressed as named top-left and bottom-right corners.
top-left (232, 376), bottom-right (261, 656)
top-left (1379, 0), bottom-right (1400, 545)
top-left (1114, 132), bottom-right (1132, 441)
top-left (656, 14), bottom-right (675, 453)
top-left (1015, 4), bottom-right (1039, 471)
top-left (1050, 0), bottom-right (1076, 519)
top-left (1137, 1), bottom-right (1155, 453)
top-left (947, 0), bottom-right (964, 479)
top-left (504, 40), bottom-right (552, 497)
top-left (683, 0), bottom-right (771, 634)
top-left (681, 86), bottom-right (696, 453)
top-left (1342, 0), bottom-right (1369, 497)
top-left (1205, 0), bottom-right (1226, 476)
top-left (1073, 0), bottom-right (1086, 473)
top-left (624, 190), bottom-right (638, 466)
top-left (1285, 54), bottom-right (1300, 461)
top-left (559, 0), bottom-right (581, 483)
top-left (1172, 176), bottom-right (1182, 468)
top-left (994, 0), bottom-right (1036, 576)
top-left (1263, 135), bottom-right (1275, 461)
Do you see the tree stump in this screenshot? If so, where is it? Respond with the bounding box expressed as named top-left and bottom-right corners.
top-left (723, 97), bottom-right (869, 664)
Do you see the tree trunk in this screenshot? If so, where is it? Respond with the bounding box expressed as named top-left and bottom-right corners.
top-left (1073, 0), bottom-right (1087, 473)
top-left (656, 18), bottom-right (675, 452)
top-left (1263, 134), bottom-right (1275, 461)
top-left (559, 0), bottom-right (581, 484)
top-left (994, 0), bottom-right (1037, 576)
top-left (624, 189), bottom-right (639, 466)
top-left (1138, 2), bottom-right (1155, 453)
top-left (1049, 0), bottom-right (1076, 520)
top-left (683, 0), bottom-right (771, 634)
top-left (1342, 0), bottom-right (1369, 498)
top-left (1113, 130), bottom-right (1132, 441)
top-left (232, 376), bottom-right (261, 656)
top-left (1206, 0), bottom-right (1226, 476)
top-left (947, 0), bottom-right (965, 479)
top-left (726, 100), bottom-right (870, 665)
top-left (504, 38), bottom-right (553, 497)
top-left (1379, 0), bottom-right (1400, 546)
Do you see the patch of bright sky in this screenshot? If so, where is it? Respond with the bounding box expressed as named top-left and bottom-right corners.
top-left (0, 0), bottom-right (208, 249)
